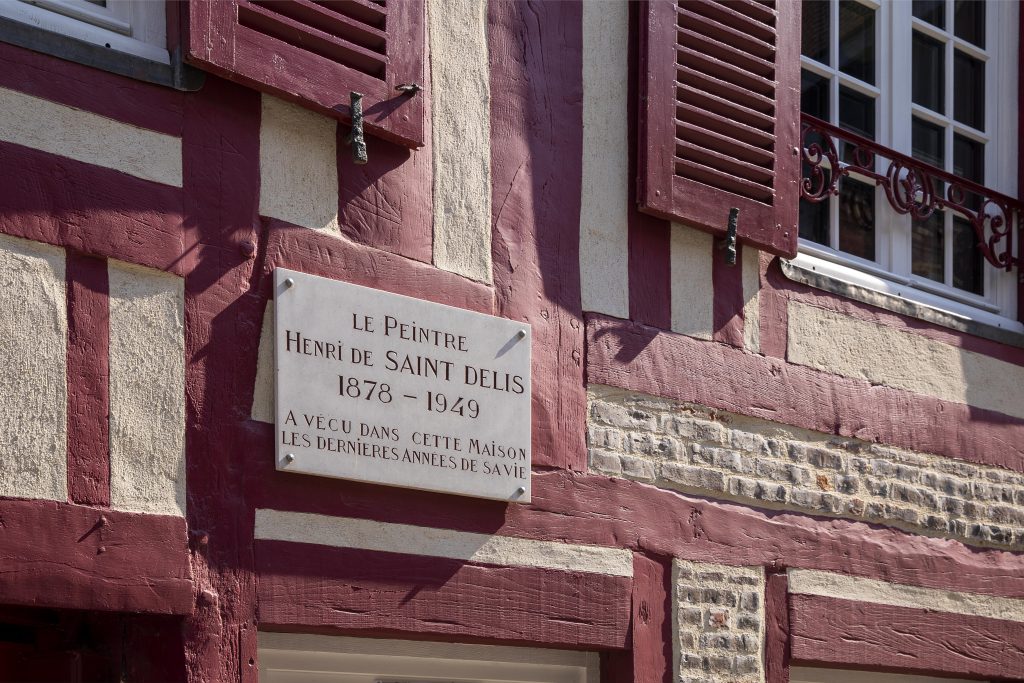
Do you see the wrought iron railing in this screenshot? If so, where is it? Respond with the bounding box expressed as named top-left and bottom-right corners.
top-left (800, 114), bottom-right (1022, 272)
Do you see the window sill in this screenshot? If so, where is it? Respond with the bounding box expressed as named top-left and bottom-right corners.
top-left (782, 250), bottom-right (1024, 348)
top-left (0, 17), bottom-right (203, 91)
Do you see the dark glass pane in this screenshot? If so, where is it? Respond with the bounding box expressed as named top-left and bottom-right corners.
top-left (802, 0), bottom-right (830, 64)
top-left (913, 0), bottom-right (946, 28)
top-left (838, 1), bottom-right (875, 84)
top-left (954, 0), bottom-right (985, 48)
top-left (801, 69), bottom-right (830, 120)
top-left (913, 32), bottom-right (945, 113)
top-left (912, 117), bottom-right (945, 168)
top-left (839, 87), bottom-right (875, 139)
top-left (953, 217), bottom-right (984, 294)
top-left (912, 212), bottom-right (945, 283)
top-left (799, 197), bottom-right (830, 246)
top-left (953, 134), bottom-right (984, 210)
top-left (838, 178), bottom-right (875, 260)
top-left (953, 52), bottom-right (985, 129)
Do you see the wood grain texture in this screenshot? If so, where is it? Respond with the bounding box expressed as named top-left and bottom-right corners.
top-left (603, 553), bottom-right (673, 683)
top-left (0, 41), bottom-right (184, 136)
top-left (0, 141), bottom-right (186, 275)
top-left (712, 242), bottom-right (745, 347)
top-left (261, 216), bottom-right (493, 314)
top-left (336, 129), bottom-right (433, 263)
top-left (489, 0), bottom-right (587, 471)
top-left (764, 572), bottom-right (789, 683)
top-left (758, 254), bottom-right (788, 358)
top-left (66, 251), bottom-right (110, 506)
top-left (789, 593), bottom-right (1024, 679)
top-left (255, 540), bottom-right (631, 649)
top-left (0, 499), bottom-right (192, 614)
top-left (586, 313), bottom-right (1024, 471)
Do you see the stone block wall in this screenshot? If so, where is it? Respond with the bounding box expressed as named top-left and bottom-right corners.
top-left (673, 560), bottom-right (764, 683)
top-left (588, 385), bottom-right (1024, 549)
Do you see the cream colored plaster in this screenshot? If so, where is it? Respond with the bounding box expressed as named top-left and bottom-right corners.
top-left (251, 300), bottom-right (274, 424)
top-left (741, 247), bottom-right (760, 353)
top-left (788, 569), bottom-right (1024, 622)
top-left (0, 235), bottom-right (67, 501)
top-left (579, 0), bottom-right (629, 318)
top-left (788, 301), bottom-right (1024, 420)
top-left (429, 0), bottom-right (492, 283)
top-left (0, 87), bottom-right (182, 186)
top-left (259, 95), bottom-right (340, 233)
top-left (254, 509), bottom-right (634, 577)
top-left (108, 261), bottom-right (185, 516)
top-left (670, 224), bottom-right (714, 339)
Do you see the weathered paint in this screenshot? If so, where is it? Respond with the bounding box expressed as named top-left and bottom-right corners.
top-left (251, 300), bottom-right (274, 424)
top-left (579, 0), bottom-right (630, 318)
top-left (254, 509), bottom-right (634, 577)
top-left (0, 234), bottom-right (66, 501)
top-left (429, 0), bottom-right (492, 282)
top-left (787, 568), bottom-right (1024, 621)
top-left (108, 260), bottom-right (186, 516)
top-left (258, 95), bottom-right (339, 232)
top-left (670, 224), bottom-right (714, 339)
top-left (0, 86), bottom-right (182, 186)
top-left (788, 300), bottom-right (1024, 420)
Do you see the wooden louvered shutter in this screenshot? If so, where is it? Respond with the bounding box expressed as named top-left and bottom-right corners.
top-left (185, 0), bottom-right (425, 148)
top-left (638, 0), bottom-right (800, 257)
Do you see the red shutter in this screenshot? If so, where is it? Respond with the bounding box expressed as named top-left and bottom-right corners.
top-left (638, 0), bottom-right (800, 257)
top-left (185, 0), bottom-right (425, 148)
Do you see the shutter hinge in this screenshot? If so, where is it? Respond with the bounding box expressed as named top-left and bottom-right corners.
top-left (346, 91), bottom-right (368, 165)
top-left (718, 208), bottom-right (739, 266)
top-left (395, 83), bottom-right (422, 96)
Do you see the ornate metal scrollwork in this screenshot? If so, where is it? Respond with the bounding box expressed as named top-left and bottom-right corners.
top-left (800, 114), bottom-right (1021, 272)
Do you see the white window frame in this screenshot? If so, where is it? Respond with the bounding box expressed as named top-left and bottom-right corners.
top-left (797, 0), bottom-right (1021, 332)
top-left (0, 0), bottom-right (168, 64)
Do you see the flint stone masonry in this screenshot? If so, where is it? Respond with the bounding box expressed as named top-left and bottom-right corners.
top-left (588, 385), bottom-right (1024, 549)
top-left (673, 560), bottom-right (764, 683)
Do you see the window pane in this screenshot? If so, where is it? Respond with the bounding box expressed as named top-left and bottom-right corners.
top-left (802, 0), bottom-right (830, 64)
top-left (801, 69), bottom-right (830, 120)
top-left (913, 0), bottom-right (946, 28)
top-left (799, 195), bottom-right (830, 246)
top-left (954, 0), bottom-right (985, 48)
top-left (838, 1), bottom-right (875, 84)
top-left (839, 87), bottom-right (875, 139)
top-left (912, 32), bottom-right (945, 113)
top-left (912, 212), bottom-right (945, 283)
top-left (953, 52), bottom-right (985, 129)
top-left (953, 217), bottom-right (984, 294)
top-left (838, 178), bottom-right (875, 261)
top-left (953, 135), bottom-right (984, 183)
top-left (912, 117), bottom-right (945, 168)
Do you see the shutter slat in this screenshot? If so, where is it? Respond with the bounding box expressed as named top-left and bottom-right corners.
top-left (239, 2), bottom-right (389, 79)
top-left (683, 0), bottom-right (776, 44)
top-left (677, 7), bottom-right (775, 60)
top-left (675, 104), bottom-right (775, 149)
top-left (673, 157), bottom-right (775, 202)
top-left (250, 0), bottom-right (387, 52)
top-left (677, 46), bottom-right (774, 98)
top-left (676, 26), bottom-right (774, 78)
top-left (676, 82), bottom-right (774, 131)
top-left (677, 64), bottom-right (775, 115)
top-left (676, 140), bottom-right (775, 186)
top-left (676, 123), bottom-right (775, 167)
top-left (724, 0), bottom-right (777, 25)
top-left (314, 0), bottom-right (387, 29)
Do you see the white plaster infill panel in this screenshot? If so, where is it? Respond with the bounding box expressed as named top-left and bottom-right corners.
top-left (0, 87), bottom-right (182, 187)
top-left (670, 224), bottom-right (714, 339)
top-left (788, 569), bottom-right (1024, 623)
top-left (579, 0), bottom-right (629, 318)
top-left (251, 300), bottom-right (275, 424)
top-left (0, 234), bottom-right (67, 501)
top-left (108, 260), bottom-right (186, 516)
top-left (787, 301), bottom-right (1024, 420)
top-left (429, 0), bottom-right (492, 283)
top-left (254, 509), bottom-right (634, 577)
top-left (259, 95), bottom-right (340, 233)
top-left (741, 247), bottom-right (760, 353)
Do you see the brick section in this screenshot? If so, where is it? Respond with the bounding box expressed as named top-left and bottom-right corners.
top-left (588, 385), bottom-right (1024, 549)
top-left (673, 560), bottom-right (764, 683)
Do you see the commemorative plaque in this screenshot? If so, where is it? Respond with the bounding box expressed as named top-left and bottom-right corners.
top-left (274, 268), bottom-right (532, 502)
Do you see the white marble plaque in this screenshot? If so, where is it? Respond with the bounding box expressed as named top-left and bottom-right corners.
top-left (274, 268), bottom-right (532, 502)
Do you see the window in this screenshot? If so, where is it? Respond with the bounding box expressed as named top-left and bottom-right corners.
top-left (0, 0), bottom-right (168, 63)
top-left (799, 0), bottom-right (1020, 326)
